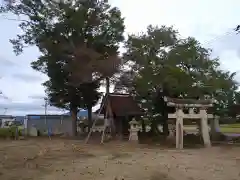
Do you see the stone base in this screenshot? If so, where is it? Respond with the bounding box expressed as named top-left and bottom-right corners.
top-left (129, 131), bottom-right (139, 141)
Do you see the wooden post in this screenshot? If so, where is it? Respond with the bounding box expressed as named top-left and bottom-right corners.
top-left (101, 102), bottom-right (110, 144)
top-left (176, 108), bottom-right (184, 149)
top-left (168, 124), bottom-right (175, 137)
top-left (200, 108), bottom-right (211, 147)
top-left (119, 118), bottom-right (123, 140)
top-left (85, 94), bottom-right (109, 144)
top-left (108, 101), bottom-right (115, 137)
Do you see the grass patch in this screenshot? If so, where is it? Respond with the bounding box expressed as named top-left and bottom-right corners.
top-left (184, 124), bottom-right (240, 134)
top-left (220, 124), bottom-right (240, 128)
top-left (219, 127), bottom-right (240, 133)
top-left (220, 124), bottom-right (240, 133)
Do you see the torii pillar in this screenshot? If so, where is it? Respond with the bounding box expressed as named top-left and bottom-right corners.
top-left (175, 108), bottom-right (184, 149)
top-left (200, 108), bottom-right (211, 147)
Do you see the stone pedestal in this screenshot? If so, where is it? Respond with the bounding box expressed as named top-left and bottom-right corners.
top-left (168, 124), bottom-right (175, 137)
top-left (129, 129), bottom-right (139, 141)
top-left (129, 119), bottom-right (140, 142)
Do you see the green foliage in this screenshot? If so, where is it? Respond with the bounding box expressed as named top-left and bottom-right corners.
top-left (0, 0), bottom-right (125, 136)
top-left (1, 0), bottom-right (125, 135)
top-left (236, 25), bottom-right (240, 33)
top-left (2, 0), bottom-right (238, 136)
top-left (0, 128), bottom-right (10, 138)
top-left (115, 25), bottom-right (239, 130)
top-left (0, 127), bottom-right (21, 139)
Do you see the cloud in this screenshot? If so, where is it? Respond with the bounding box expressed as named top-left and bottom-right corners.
top-left (28, 95), bottom-right (46, 100)
top-left (0, 94), bottom-right (10, 100)
top-left (0, 55), bottom-right (15, 67)
top-left (209, 31), bottom-right (240, 57)
top-left (0, 55), bottom-right (17, 77)
top-left (0, 101), bottom-right (43, 111)
top-left (1, 0), bottom-right (240, 115)
top-left (12, 73), bottom-right (43, 82)
top-left (234, 72), bottom-right (240, 84)
top-left (0, 101), bottom-right (63, 115)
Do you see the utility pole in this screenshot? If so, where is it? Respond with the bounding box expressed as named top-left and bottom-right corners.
top-left (44, 98), bottom-right (48, 124)
top-left (3, 108), bottom-right (8, 115)
top-left (0, 77), bottom-right (2, 96)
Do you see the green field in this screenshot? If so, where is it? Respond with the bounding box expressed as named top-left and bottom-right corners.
top-left (220, 124), bottom-right (240, 133)
top-left (184, 124), bottom-right (240, 134)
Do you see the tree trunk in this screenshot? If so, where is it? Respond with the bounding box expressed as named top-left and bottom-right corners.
top-left (87, 105), bottom-right (92, 132)
top-left (141, 118), bottom-right (146, 132)
top-left (106, 77), bottom-right (110, 94)
top-left (161, 88), bottom-right (169, 137)
top-left (70, 103), bottom-right (78, 137)
top-left (104, 77), bottom-right (110, 121)
top-left (150, 119), bottom-right (161, 135)
top-left (162, 112), bottom-right (169, 137)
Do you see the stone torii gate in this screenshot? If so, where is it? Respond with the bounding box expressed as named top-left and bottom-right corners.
top-left (164, 97), bottom-right (213, 149)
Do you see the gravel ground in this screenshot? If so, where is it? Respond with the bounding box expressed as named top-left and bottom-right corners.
top-left (0, 139), bottom-right (239, 180)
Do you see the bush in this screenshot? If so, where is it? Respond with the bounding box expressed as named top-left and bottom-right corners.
top-left (0, 126), bottom-right (22, 139)
top-left (232, 137), bottom-right (240, 143)
top-left (210, 131), bottom-right (227, 141)
top-left (0, 128), bottom-right (11, 138)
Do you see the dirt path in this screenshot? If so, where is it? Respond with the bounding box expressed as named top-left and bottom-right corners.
top-left (0, 139), bottom-right (239, 180)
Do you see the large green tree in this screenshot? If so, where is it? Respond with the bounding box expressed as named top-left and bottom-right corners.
top-left (1, 0), bottom-right (125, 135)
top-left (115, 25), bottom-right (239, 136)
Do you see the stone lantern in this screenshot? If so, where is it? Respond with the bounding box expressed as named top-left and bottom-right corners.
top-left (128, 118), bottom-right (140, 141)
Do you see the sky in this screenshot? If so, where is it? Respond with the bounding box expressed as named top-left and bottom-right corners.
top-left (1, 0), bottom-right (240, 115)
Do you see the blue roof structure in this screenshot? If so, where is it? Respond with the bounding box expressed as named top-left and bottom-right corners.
top-left (64, 109), bottom-right (89, 118)
top-left (77, 109), bottom-right (88, 117)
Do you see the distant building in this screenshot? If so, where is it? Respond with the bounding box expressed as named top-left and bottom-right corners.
top-left (0, 115), bottom-right (16, 128)
top-left (63, 109), bottom-right (98, 119)
top-left (0, 115), bottom-right (15, 119)
top-left (15, 116), bottom-right (25, 123)
top-left (24, 114), bottom-right (73, 135)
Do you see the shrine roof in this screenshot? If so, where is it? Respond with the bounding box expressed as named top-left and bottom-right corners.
top-left (98, 93), bottom-right (144, 116)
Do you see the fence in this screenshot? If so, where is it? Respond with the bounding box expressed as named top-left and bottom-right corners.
top-left (25, 115), bottom-right (73, 136)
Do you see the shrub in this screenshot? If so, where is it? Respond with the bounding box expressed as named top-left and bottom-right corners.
top-left (0, 126), bottom-right (22, 139)
top-left (0, 128), bottom-right (11, 138)
top-left (232, 137), bottom-right (240, 143)
top-left (210, 131), bottom-right (227, 141)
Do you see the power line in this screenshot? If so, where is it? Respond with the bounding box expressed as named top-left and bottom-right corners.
top-left (1, 15), bottom-right (237, 49)
top-left (1, 8), bottom-right (238, 45)
top-left (202, 28), bottom-right (236, 47)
